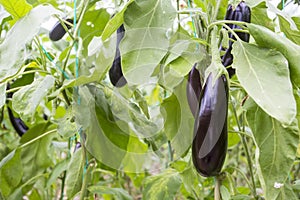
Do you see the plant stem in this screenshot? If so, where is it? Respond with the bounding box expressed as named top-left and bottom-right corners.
top-left (214, 176), bottom-right (221, 200)
top-left (230, 98), bottom-right (257, 198)
top-left (212, 0), bottom-right (222, 22)
top-left (19, 129), bottom-right (56, 149)
top-left (59, 170), bottom-right (67, 200)
top-left (168, 140), bottom-right (173, 162)
top-left (79, 163), bottom-right (92, 200)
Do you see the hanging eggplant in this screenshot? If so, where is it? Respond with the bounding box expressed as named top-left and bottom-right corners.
top-left (109, 24), bottom-right (127, 87)
top-left (186, 64), bottom-right (202, 117)
top-left (192, 73), bottom-right (228, 177)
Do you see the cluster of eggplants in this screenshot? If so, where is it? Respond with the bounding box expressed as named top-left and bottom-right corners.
top-left (221, 1), bottom-right (251, 77)
top-left (109, 24), bottom-right (127, 87)
top-left (6, 85), bottom-right (28, 137)
top-left (192, 74), bottom-right (228, 177)
top-left (49, 18), bottom-right (73, 41)
top-left (188, 1), bottom-right (250, 177)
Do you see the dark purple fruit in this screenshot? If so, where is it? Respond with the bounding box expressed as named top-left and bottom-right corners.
top-left (49, 18), bottom-right (73, 41)
top-left (186, 64), bottom-right (201, 117)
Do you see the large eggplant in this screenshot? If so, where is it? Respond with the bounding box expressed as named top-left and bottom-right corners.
top-left (221, 1), bottom-right (251, 77)
top-left (192, 73), bottom-right (228, 177)
top-left (109, 24), bottom-right (127, 87)
top-left (186, 64), bottom-right (202, 117)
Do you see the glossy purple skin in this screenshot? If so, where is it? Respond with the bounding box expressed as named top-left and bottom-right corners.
top-left (6, 84), bottom-right (28, 137)
top-left (221, 1), bottom-right (251, 77)
top-left (192, 73), bottom-right (228, 177)
top-left (186, 65), bottom-right (202, 117)
top-left (109, 24), bottom-right (127, 87)
top-left (49, 18), bottom-right (73, 41)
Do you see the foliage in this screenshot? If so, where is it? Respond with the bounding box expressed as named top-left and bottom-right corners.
top-left (0, 0), bottom-right (299, 199)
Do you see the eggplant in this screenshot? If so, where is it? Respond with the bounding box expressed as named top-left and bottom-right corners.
top-left (49, 18), bottom-right (73, 41)
top-left (109, 24), bottom-right (127, 87)
top-left (221, 1), bottom-right (251, 77)
top-left (186, 64), bottom-right (202, 117)
top-left (192, 73), bottom-right (228, 177)
top-left (6, 84), bottom-right (28, 137)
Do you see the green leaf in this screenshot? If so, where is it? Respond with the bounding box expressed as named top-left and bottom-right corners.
top-left (276, 184), bottom-right (298, 200)
top-left (232, 40), bottom-right (296, 125)
top-left (0, 149), bottom-right (23, 197)
top-left (0, 5), bottom-right (60, 82)
top-left (248, 23), bottom-right (300, 87)
top-left (278, 15), bottom-right (300, 45)
top-left (101, 0), bottom-right (134, 41)
top-left (88, 186), bottom-right (133, 200)
top-left (251, 1), bottom-right (275, 31)
top-left (57, 108), bottom-right (78, 138)
top-left (142, 169), bottom-right (182, 200)
top-left (120, 0), bottom-right (176, 85)
top-left (0, 83), bottom-right (6, 109)
top-left (12, 75), bottom-right (55, 121)
top-left (245, 99), bottom-right (299, 200)
top-left (46, 158), bottom-right (70, 188)
top-left (65, 148), bottom-right (84, 199)
top-left (20, 123), bottom-right (55, 182)
top-left (80, 8), bottom-right (110, 56)
top-left (161, 79), bottom-right (194, 157)
top-left (0, 0), bottom-right (32, 22)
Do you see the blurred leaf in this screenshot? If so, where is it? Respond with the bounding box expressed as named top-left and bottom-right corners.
top-left (161, 79), bottom-right (194, 157)
top-left (20, 123), bottom-right (55, 182)
top-left (57, 108), bottom-right (78, 138)
top-left (0, 149), bottom-right (23, 197)
top-left (0, 5), bottom-right (60, 82)
top-left (248, 23), bottom-right (300, 88)
top-left (0, 0), bottom-right (32, 23)
top-left (278, 15), bottom-right (300, 45)
top-left (133, 89), bottom-right (150, 119)
top-left (245, 99), bottom-right (299, 200)
top-left (12, 75), bottom-right (55, 121)
top-left (232, 40), bottom-right (296, 125)
top-left (227, 132), bottom-right (240, 148)
top-left (143, 169), bottom-right (182, 200)
top-left (220, 185), bottom-right (230, 200)
top-left (65, 148), bottom-right (84, 199)
top-left (0, 83), bottom-right (6, 109)
top-left (46, 158), bottom-right (70, 188)
top-left (88, 186), bottom-right (133, 200)
top-left (80, 8), bottom-right (110, 56)
top-left (120, 0), bottom-right (176, 85)
top-left (251, 1), bottom-right (275, 31)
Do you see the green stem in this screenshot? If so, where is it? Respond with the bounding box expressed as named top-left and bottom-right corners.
top-left (212, 0), bottom-right (222, 22)
top-left (168, 140), bottom-right (173, 162)
top-left (230, 99), bottom-right (257, 198)
top-left (79, 163), bottom-right (92, 200)
top-left (59, 170), bottom-right (67, 200)
top-left (19, 129), bottom-right (56, 149)
top-left (214, 176), bottom-right (222, 200)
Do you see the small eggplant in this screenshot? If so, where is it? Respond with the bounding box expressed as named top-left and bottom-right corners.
top-left (192, 73), bottom-right (228, 177)
top-left (186, 64), bottom-right (201, 117)
top-left (109, 24), bottom-right (127, 87)
top-left (49, 18), bottom-right (73, 41)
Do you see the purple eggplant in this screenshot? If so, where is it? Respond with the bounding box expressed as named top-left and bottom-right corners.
top-left (49, 18), bottom-right (73, 41)
top-left (192, 73), bottom-right (228, 177)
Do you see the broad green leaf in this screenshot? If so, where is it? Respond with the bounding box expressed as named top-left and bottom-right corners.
top-left (65, 148), bottom-right (84, 199)
top-left (276, 184), bottom-right (298, 200)
top-left (142, 169), bottom-right (182, 200)
top-left (88, 186), bottom-right (133, 200)
top-left (161, 79), bottom-right (194, 157)
top-left (12, 75), bottom-right (55, 121)
top-left (46, 158), bottom-right (70, 188)
top-left (251, 1), bottom-right (275, 31)
top-left (246, 99), bottom-right (299, 200)
top-left (57, 108), bottom-right (78, 138)
top-left (278, 15), bottom-right (300, 45)
top-left (248, 23), bottom-right (300, 88)
top-left (101, 0), bottom-right (134, 41)
top-left (20, 123), bottom-right (55, 183)
top-left (80, 8), bottom-right (110, 56)
top-left (0, 0), bottom-right (32, 21)
top-left (120, 0), bottom-right (176, 85)
top-left (0, 83), bottom-right (6, 109)
top-left (0, 5), bottom-right (60, 82)
top-left (0, 149), bottom-right (23, 197)
top-left (133, 89), bottom-right (150, 119)
top-left (232, 40), bottom-right (296, 125)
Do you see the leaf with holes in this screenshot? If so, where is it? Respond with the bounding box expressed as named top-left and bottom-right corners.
top-left (232, 40), bottom-right (296, 125)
